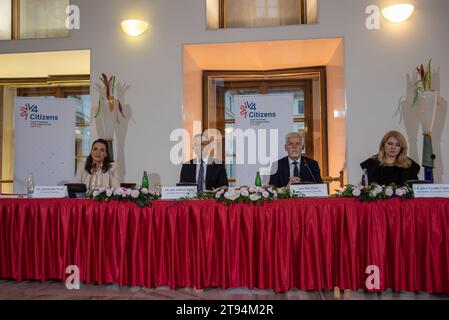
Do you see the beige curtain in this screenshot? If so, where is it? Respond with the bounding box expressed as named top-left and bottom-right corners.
top-left (307, 0), bottom-right (318, 23)
top-left (206, 0), bottom-right (220, 29)
top-left (0, 0), bottom-right (12, 40)
top-left (20, 0), bottom-right (70, 39)
top-left (225, 0), bottom-right (301, 28)
top-left (1, 87), bottom-right (15, 193)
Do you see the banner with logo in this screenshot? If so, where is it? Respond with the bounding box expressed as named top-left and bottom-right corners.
top-left (233, 94), bottom-right (293, 185)
top-left (14, 97), bottom-right (76, 193)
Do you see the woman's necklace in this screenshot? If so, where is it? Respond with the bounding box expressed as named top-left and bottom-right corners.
top-left (93, 163), bottom-right (103, 174)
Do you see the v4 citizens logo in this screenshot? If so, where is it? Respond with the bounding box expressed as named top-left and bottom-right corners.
top-left (240, 101), bottom-right (256, 119)
top-left (18, 103), bottom-right (59, 127)
top-left (19, 103), bottom-right (38, 120)
top-left (239, 101), bottom-right (277, 120)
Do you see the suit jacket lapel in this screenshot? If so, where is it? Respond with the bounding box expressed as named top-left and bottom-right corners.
top-left (299, 157), bottom-right (306, 181)
top-left (282, 157), bottom-right (290, 186)
top-left (188, 159), bottom-right (197, 182)
top-left (205, 162), bottom-right (213, 187)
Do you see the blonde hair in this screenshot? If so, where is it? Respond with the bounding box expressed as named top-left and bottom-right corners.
top-left (374, 131), bottom-right (412, 168)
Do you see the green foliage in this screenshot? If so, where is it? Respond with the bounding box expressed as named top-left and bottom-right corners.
top-left (413, 59), bottom-right (433, 105)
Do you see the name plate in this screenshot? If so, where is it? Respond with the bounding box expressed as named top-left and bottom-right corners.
top-left (413, 184), bottom-right (449, 198)
top-left (32, 186), bottom-right (68, 198)
top-left (161, 186), bottom-right (197, 200)
top-left (290, 184), bottom-right (328, 198)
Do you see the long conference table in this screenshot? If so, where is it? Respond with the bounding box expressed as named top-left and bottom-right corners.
top-left (0, 197), bottom-right (448, 294)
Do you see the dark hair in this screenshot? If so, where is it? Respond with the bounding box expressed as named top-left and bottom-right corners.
top-left (85, 139), bottom-right (113, 174)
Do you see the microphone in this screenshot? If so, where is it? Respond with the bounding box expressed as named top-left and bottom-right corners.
top-left (303, 158), bottom-right (317, 183)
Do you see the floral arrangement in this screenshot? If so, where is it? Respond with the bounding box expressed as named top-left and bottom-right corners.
top-left (87, 186), bottom-right (160, 207)
top-left (413, 59), bottom-right (433, 104)
top-left (333, 184), bottom-right (413, 202)
top-left (94, 73), bottom-right (125, 120)
top-left (207, 185), bottom-right (296, 205)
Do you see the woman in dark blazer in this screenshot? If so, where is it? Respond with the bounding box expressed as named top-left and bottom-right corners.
top-left (360, 131), bottom-right (420, 186)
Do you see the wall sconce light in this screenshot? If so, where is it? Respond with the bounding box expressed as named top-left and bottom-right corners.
top-left (382, 4), bottom-right (415, 23)
top-left (120, 19), bottom-right (149, 37)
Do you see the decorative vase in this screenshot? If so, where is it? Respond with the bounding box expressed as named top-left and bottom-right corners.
top-left (99, 96), bottom-right (118, 161)
top-left (419, 90), bottom-right (438, 134)
top-left (99, 96), bottom-right (118, 140)
top-left (418, 90), bottom-right (438, 181)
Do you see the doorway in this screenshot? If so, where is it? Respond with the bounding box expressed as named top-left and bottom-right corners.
top-left (183, 38), bottom-right (346, 190)
top-left (203, 68), bottom-right (327, 185)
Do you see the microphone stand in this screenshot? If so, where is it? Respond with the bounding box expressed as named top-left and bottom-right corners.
top-left (303, 158), bottom-right (317, 183)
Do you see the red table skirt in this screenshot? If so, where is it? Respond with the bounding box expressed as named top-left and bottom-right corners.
top-left (1, 198), bottom-right (449, 293)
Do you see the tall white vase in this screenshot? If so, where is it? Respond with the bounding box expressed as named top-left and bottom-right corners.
top-left (99, 96), bottom-right (118, 140)
top-left (419, 90), bottom-right (438, 134)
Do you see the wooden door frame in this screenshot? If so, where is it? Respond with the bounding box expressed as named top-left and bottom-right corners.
top-left (202, 67), bottom-right (328, 176)
top-left (215, 79), bottom-right (314, 159)
top-left (0, 86), bottom-right (3, 192)
top-left (218, 0), bottom-right (308, 28)
top-left (0, 78), bottom-right (90, 191)
top-left (16, 85), bottom-right (90, 98)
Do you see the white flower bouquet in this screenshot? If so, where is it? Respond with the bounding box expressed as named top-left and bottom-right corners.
top-left (210, 185), bottom-right (294, 205)
top-left (87, 186), bottom-right (160, 207)
top-left (333, 183), bottom-right (413, 202)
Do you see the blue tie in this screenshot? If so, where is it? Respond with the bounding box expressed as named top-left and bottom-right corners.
top-left (293, 161), bottom-right (300, 178)
top-left (198, 160), bottom-right (204, 192)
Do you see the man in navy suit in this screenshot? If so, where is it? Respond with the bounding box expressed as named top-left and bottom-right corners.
top-left (180, 134), bottom-right (229, 191)
top-left (269, 132), bottom-right (323, 188)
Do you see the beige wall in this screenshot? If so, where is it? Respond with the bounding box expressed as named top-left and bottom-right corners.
top-left (0, 0), bottom-right (448, 185)
top-left (182, 49), bottom-right (203, 161)
top-left (0, 50), bottom-right (90, 78)
top-left (326, 41), bottom-right (346, 188)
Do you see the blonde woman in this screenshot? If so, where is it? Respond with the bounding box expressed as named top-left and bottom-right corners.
top-left (360, 131), bottom-right (420, 186)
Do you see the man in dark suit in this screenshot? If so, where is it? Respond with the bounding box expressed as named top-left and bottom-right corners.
top-left (269, 132), bottom-right (323, 188)
top-left (179, 134), bottom-right (229, 191)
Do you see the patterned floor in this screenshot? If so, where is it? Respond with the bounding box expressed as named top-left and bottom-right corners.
top-left (0, 280), bottom-right (448, 300)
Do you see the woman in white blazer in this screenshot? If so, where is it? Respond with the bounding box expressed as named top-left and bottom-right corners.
top-left (74, 139), bottom-right (120, 190)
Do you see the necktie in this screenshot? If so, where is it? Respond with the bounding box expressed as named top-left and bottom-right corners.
top-left (198, 160), bottom-right (204, 192)
top-left (293, 161), bottom-right (300, 178)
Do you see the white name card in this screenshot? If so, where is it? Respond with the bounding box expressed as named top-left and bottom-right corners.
top-left (290, 184), bottom-right (329, 198)
top-left (161, 186), bottom-right (198, 200)
top-left (413, 184), bottom-right (449, 198)
top-left (32, 186), bottom-right (68, 198)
